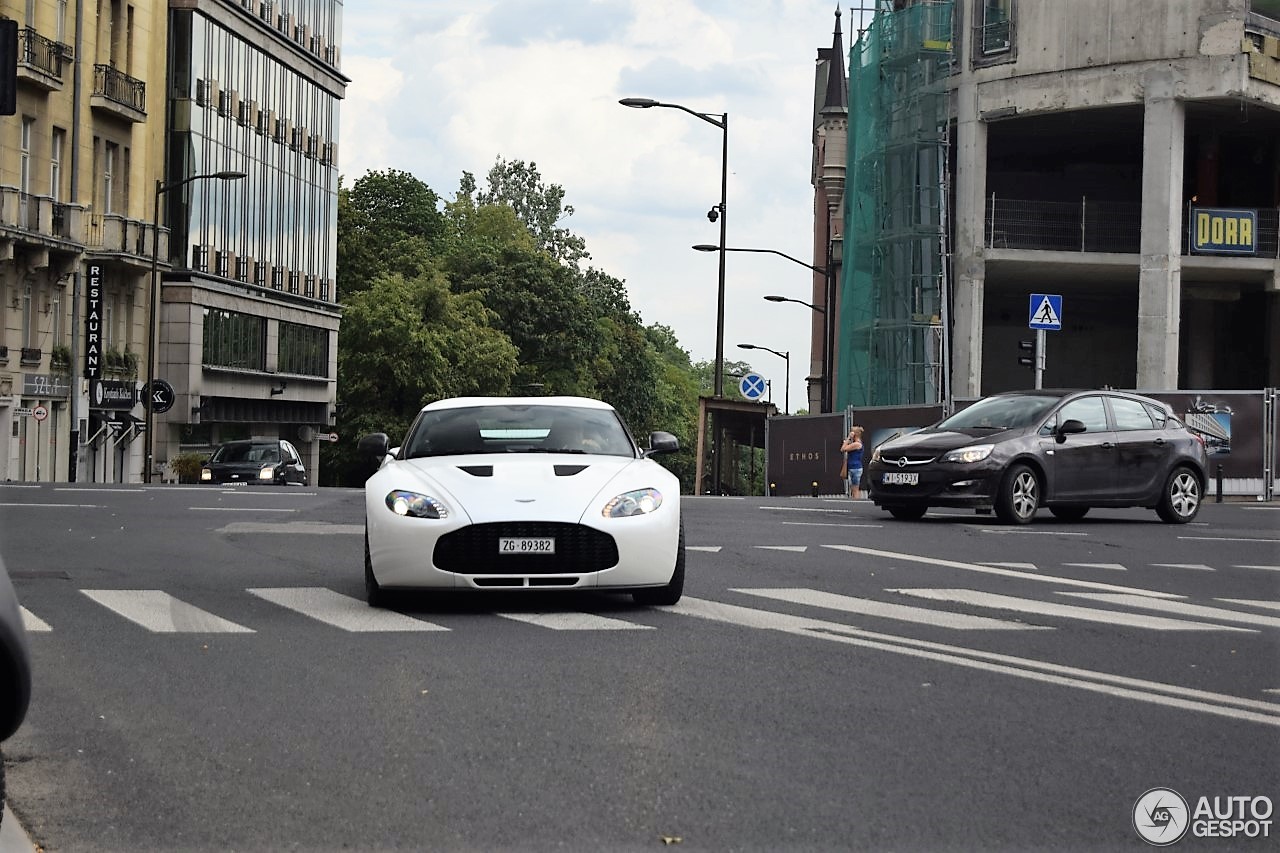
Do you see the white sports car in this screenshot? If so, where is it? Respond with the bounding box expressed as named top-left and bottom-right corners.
top-left (358, 396), bottom-right (685, 607)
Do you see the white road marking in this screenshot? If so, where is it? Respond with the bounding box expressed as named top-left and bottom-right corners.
top-left (759, 506), bottom-right (850, 513)
top-left (1152, 563), bottom-right (1215, 572)
top-left (247, 587), bottom-right (447, 632)
top-left (193, 507), bottom-right (298, 512)
top-left (754, 546), bottom-right (808, 552)
top-left (496, 612), bottom-right (653, 630)
top-left (782, 521), bottom-right (884, 529)
top-left (688, 546), bottom-right (722, 553)
top-left (217, 521), bottom-right (363, 535)
top-left (1234, 565), bottom-right (1280, 572)
top-left (1064, 562), bottom-right (1128, 572)
top-left (1062, 594), bottom-right (1280, 629)
top-left (891, 589), bottom-right (1253, 632)
top-left (821, 544), bottom-right (1183, 598)
top-left (1181, 537), bottom-right (1280, 544)
top-left (974, 528), bottom-right (1089, 536)
top-left (0, 503), bottom-right (103, 509)
top-left (983, 562), bottom-right (1039, 571)
top-left (81, 590), bottom-right (254, 633)
top-left (20, 607), bottom-right (51, 632)
top-left (671, 597), bottom-right (1280, 727)
top-left (1218, 599), bottom-right (1280, 612)
top-left (734, 588), bottom-right (1048, 631)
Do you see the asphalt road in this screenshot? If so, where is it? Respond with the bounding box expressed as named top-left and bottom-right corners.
top-left (1, 484), bottom-right (1277, 852)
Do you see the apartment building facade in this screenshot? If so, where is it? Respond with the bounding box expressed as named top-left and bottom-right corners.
top-left (0, 0), bottom-right (345, 483)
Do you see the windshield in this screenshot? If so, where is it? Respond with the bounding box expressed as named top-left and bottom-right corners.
top-left (402, 405), bottom-right (636, 459)
top-left (210, 443), bottom-right (279, 464)
top-left (936, 395), bottom-right (1059, 431)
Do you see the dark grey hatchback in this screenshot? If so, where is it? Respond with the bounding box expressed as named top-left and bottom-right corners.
top-left (867, 390), bottom-right (1208, 524)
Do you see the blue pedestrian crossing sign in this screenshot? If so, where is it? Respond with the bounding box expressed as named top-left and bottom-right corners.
top-left (1028, 293), bottom-right (1063, 330)
top-left (739, 372), bottom-right (767, 400)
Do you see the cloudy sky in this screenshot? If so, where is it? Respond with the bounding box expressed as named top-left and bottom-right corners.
top-left (338, 1), bottom-right (862, 413)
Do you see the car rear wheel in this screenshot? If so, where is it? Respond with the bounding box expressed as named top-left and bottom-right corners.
top-left (633, 520), bottom-right (685, 606)
top-left (885, 505), bottom-right (927, 521)
top-left (1050, 506), bottom-right (1089, 522)
top-left (996, 464), bottom-right (1039, 525)
top-left (365, 529), bottom-right (389, 608)
top-left (1156, 466), bottom-right (1201, 524)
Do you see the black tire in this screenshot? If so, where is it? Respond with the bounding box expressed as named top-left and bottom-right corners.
top-left (995, 463), bottom-right (1039, 525)
top-left (634, 520), bottom-right (685, 606)
top-left (1050, 506), bottom-right (1089, 522)
top-left (886, 505), bottom-right (927, 521)
top-left (1156, 466), bottom-right (1202, 524)
top-left (365, 529), bottom-right (389, 608)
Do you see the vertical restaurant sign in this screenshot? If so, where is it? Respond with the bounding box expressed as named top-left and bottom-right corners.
top-left (1190, 207), bottom-right (1257, 255)
top-left (85, 262), bottom-right (102, 379)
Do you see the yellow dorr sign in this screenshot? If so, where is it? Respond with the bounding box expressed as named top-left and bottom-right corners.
top-left (1192, 207), bottom-right (1257, 255)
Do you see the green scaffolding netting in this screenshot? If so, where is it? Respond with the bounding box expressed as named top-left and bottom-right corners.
top-left (838, 0), bottom-right (954, 409)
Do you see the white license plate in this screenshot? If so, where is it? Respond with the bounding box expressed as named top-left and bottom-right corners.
top-left (881, 472), bottom-right (919, 485)
top-left (499, 537), bottom-right (555, 555)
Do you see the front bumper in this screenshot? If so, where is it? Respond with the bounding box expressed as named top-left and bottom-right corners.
top-left (867, 462), bottom-right (1003, 509)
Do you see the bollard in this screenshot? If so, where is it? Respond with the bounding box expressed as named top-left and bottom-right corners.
top-left (1216, 464), bottom-right (1223, 503)
top-left (811, 481), bottom-right (819, 498)
top-left (768, 482), bottom-right (776, 497)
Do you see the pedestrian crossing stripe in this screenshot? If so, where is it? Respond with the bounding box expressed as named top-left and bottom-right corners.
top-left (17, 585), bottom-right (1276, 635)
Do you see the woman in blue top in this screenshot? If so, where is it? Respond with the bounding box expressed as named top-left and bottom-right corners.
top-left (840, 425), bottom-right (865, 500)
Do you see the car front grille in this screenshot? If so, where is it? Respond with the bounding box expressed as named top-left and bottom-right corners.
top-left (434, 522), bottom-right (619, 574)
top-left (878, 452), bottom-right (937, 466)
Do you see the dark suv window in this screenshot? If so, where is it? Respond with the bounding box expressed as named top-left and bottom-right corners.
top-left (1110, 397), bottom-right (1156, 431)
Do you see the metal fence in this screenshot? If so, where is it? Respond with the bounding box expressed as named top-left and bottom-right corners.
top-left (985, 196), bottom-right (1280, 257)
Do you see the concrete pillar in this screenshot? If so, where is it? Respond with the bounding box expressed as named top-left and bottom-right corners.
top-left (951, 83), bottom-right (987, 399)
top-left (1137, 71), bottom-right (1185, 390)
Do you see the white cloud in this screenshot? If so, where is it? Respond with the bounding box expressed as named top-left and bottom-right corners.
top-left (339, 0), bottom-right (845, 412)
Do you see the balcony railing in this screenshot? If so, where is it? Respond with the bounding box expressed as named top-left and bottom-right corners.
top-left (984, 196), bottom-right (1280, 258)
top-left (84, 213), bottom-right (159, 258)
top-left (93, 64), bottom-right (146, 112)
top-left (19, 26), bottom-right (68, 79)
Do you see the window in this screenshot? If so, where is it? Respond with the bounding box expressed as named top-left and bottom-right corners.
top-left (1110, 398), bottom-right (1156, 431)
top-left (1144, 404), bottom-right (1169, 429)
top-left (278, 322), bottom-right (328, 377)
top-left (977, 0), bottom-right (1013, 56)
top-left (57, 0), bottom-right (68, 43)
top-left (1055, 396), bottom-right (1108, 433)
top-left (20, 118), bottom-right (33, 195)
top-left (203, 308), bottom-right (265, 370)
top-left (102, 142), bottom-right (117, 215)
top-left (21, 285), bottom-right (33, 349)
top-left (50, 128), bottom-right (65, 201)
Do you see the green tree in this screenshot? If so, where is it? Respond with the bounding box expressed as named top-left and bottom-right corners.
top-left (321, 265), bottom-right (518, 484)
top-left (337, 170), bottom-right (446, 295)
top-left (460, 158), bottom-right (589, 267)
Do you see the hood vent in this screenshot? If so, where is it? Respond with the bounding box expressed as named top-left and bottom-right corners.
top-left (458, 465), bottom-right (493, 477)
top-left (554, 464), bottom-right (588, 476)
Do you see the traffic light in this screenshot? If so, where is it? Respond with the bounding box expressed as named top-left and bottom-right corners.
top-left (0, 19), bottom-right (16, 116)
top-left (1017, 339), bottom-right (1034, 368)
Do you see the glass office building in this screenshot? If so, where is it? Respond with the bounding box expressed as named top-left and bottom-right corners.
top-left (154, 0), bottom-right (346, 480)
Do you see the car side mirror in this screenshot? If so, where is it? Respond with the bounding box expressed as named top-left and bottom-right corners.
top-left (1056, 419), bottom-right (1086, 443)
top-left (644, 431), bottom-right (679, 456)
top-left (358, 432), bottom-right (390, 459)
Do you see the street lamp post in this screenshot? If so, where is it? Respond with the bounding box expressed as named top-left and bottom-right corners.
top-left (764, 294), bottom-right (826, 314)
top-left (737, 343), bottom-right (790, 414)
top-left (622, 96), bottom-right (728, 492)
top-left (695, 244), bottom-right (832, 412)
top-left (144, 170), bottom-right (246, 483)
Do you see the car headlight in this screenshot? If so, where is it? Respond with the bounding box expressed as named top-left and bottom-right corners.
top-left (259, 467), bottom-right (276, 480)
top-left (200, 469), bottom-right (212, 481)
top-left (942, 444), bottom-right (994, 464)
top-left (871, 446), bottom-right (886, 463)
top-left (603, 488), bottom-right (663, 518)
top-left (385, 490), bottom-right (450, 519)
